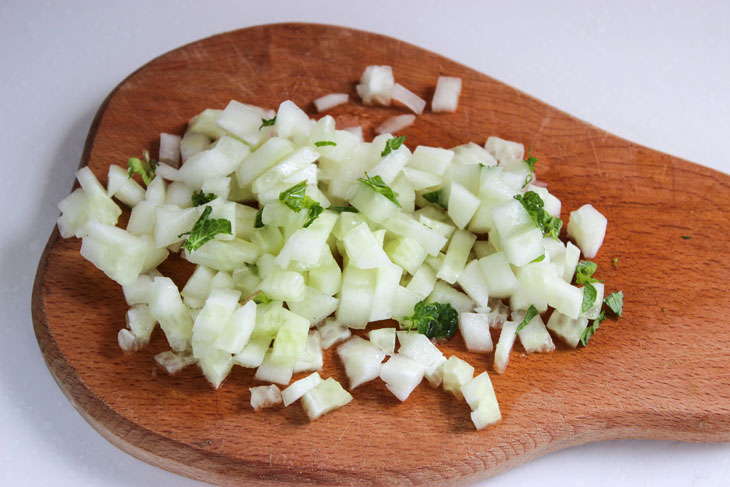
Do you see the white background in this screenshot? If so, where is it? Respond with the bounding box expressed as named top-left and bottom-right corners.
top-left (1, 1), bottom-right (729, 486)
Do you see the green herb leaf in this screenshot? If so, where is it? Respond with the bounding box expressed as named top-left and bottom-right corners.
top-left (358, 172), bottom-right (402, 208)
top-left (581, 283), bottom-right (597, 314)
top-left (278, 182), bottom-right (325, 227)
top-left (612, 257), bottom-right (619, 269)
top-left (127, 150), bottom-right (158, 186)
top-left (259, 116), bottom-right (276, 130)
top-left (254, 208), bottom-right (264, 228)
top-left (380, 135), bottom-right (406, 157)
top-left (531, 254), bottom-right (545, 263)
top-left (515, 305), bottom-right (539, 333)
top-left (179, 206), bottom-right (232, 252)
top-left (681, 235), bottom-right (692, 240)
top-left (314, 140), bottom-right (336, 147)
top-left (513, 191), bottom-right (563, 239)
top-left (404, 300), bottom-right (459, 339)
top-left (604, 291), bottom-right (624, 317)
top-left (328, 206), bottom-right (359, 213)
top-left (253, 291), bottom-right (271, 305)
top-left (423, 189), bottom-right (448, 209)
top-left (524, 148), bottom-right (538, 172)
top-left (279, 182), bottom-right (308, 211)
top-left (575, 260), bottom-right (600, 285)
top-left (580, 310), bottom-right (605, 346)
top-left (191, 190), bottom-right (217, 206)
top-left (303, 202), bottom-right (324, 228)
top-left (522, 173), bottom-right (534, 189)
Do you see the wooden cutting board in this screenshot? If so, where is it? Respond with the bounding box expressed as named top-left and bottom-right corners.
top-left (32, 23), bottom-right (730, 486)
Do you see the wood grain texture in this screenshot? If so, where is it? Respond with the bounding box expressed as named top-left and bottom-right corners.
top-left (32, 23), bottom-right (730, 486)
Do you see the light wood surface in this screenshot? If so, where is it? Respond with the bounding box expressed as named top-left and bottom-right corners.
top-left (32, 23), bottom-right (730, 486)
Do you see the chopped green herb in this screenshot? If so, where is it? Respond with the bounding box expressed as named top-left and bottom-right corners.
top-left (178, 206), bottom-right (232, 252)
top-left (380, 135), bottom-right (406, 157)
top-left (278, 182), bottom-right (324, 228)
top-left (604, 291), bottom-right (624, 317)
top-left (513, 191), bottom-right (563, 239)
top-left (303, 202), bottom-right (324, 228)
top-left (575, 260), bottom-right (599, 285)
top-left (523, 148), bottom-right (538, 172)
top-left (522, 173), bottom-right (534, 189)
top-left (259, 116), bottom-right (276, 130)
top-left (254, 208), bottom-right (264, 228)
top-left (515, 305), bottom-right (539, 333)
top-left (329, 206), bottom-right (359, 213)
top-left (191, 190), bottom-right (216, 206)
top-left (404, 300), bottom-right (459, 339)
top-left (580, 310), bottom-right (605, 346)
top-left (127, 150), bottom-right (158, 186)
top-left (612, 257), bottom-right (619, 269)
top-left (253, 291), bottom-right (271, 305)
top-left (279, 182), bottom-right (308, 211)
top-left (314, 140), bottom-right (336, 147)
top-left (681, 235), bottom-right (692, 240)
top-left (358, 172), bottom-right (402, 208)
top-left (581, 283), bottom-right (598, 314)
top-left (423, 188), bottom-right (448, 209)
top-left (531, 254), bottom-right (545, 263)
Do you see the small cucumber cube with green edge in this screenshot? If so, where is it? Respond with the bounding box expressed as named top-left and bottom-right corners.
top-left (459, 313), bottom-right (493, 353)
top-left (512, 309), bottom-right (554, 353)
top-left (437, 229), bottom-right (477, 284)
top-left (485, 136), bottom-right (524, 162)
top-left (494, 321), bottom-right (518, 374)
top-left (567, 204), bottom-right (607, 259)
top-left (318, 319), bottom-right (352, 349)
top-left (427, 280), bottom-right (475, 314)
top-left (255, 350), bottom-right (295, 385)
top-left (287, 286), bottom-right (339, 325)
top-left (456, 260), bottom-right (490, 309)
top-left (547, 311), bottom-right (589, 348)
top-left (282, 372), bottom-right (322, 407)
top-left (301, 377), bottom-right (353, 421)
top-left (442, 355), bottom-right (474, 400)
top-left (293, 330), bottom-right (324, 373)
top-left (384, 237), bottom-right (427, 275)
top-left (349, 181), bottom-right (401, 223)
top-left (447, 181), bottom-right (480, 230)
top-left (335, 265), bottom-right (376, 328)
top-left (462, 372), bottom-right (502, 430)
top-left (337, 336), bottom-right (387, 390)
top-left (368, 327), bottom-right (396, 354)
top-left (405, 264), bottom-right (437, 299)
top-left (478, 252), bottom-right (519, 299)
top-left (379, 353), bottom-right (426, 401)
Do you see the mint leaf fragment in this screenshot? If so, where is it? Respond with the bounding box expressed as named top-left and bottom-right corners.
top-left (179, 206), bottom-right (232, 251)
top-left (604, 291), bottom-right (624, 317)
top-left (314, 140), bottom-right (336, 147)
top-left (404, 300), bottom-right (458, 339)
top-left (380, 135), bottom-right (406, 157)
top-left (127, 150), bottom-right (158, 186)
top-left (580, 310), bottom-right (605, 346)
top-left (581, 283), bottom-right (597, 314)
top-left (259, 116), bottom-right (276, 130)
top-left (191, 190), bottom-right (216, 206)
top-left (575, 260), bottom-right (599, 285)
top-left (254, 208), bottom-right (264, 228)
top-left (515, 305), bottom-right (539, 333)
top-left (358, 172), bottom-right (402, 208)
top-left (423, 188), bottom-right (448, 209)
top-left (329, 206), bottom-right (359, 213)
top-left (513, 191), bottom-right (563, 239)
top-left (278, 182), bottom-right (324, 227)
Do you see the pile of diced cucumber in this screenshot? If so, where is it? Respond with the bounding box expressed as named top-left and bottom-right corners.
top-left (57, 93), bottom-right (617, 430)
